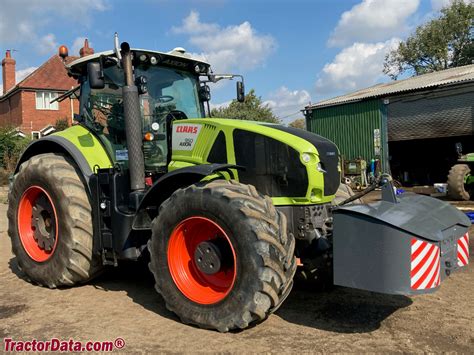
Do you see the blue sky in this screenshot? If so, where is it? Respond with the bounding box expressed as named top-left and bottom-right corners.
top-left (0, 0), bottom-right (457, 123)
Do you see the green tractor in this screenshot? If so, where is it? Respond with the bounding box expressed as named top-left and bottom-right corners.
top-left (448, 143), bottom-right (474, 200)
top-left (8, 35), bottom-right (470, 332)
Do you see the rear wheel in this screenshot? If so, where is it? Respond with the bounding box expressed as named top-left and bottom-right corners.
top-left (7, 153), bottom-right (102, 287)
top-left (148, 180), bottom-right (296, 332)
top-left (447, 164), bottom-right (471, 201)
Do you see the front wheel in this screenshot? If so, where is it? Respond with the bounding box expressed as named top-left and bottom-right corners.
top-left (148, 180), bottom-right (296, 332)
top-left (7, 153), bottom-right (102, 288)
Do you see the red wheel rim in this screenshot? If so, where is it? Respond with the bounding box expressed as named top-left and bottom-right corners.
top-left (167, 216), bottom-right (237, 305)
top-left (17, 186), bottom-right (58, 262)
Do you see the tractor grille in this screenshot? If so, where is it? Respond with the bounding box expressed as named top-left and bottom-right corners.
top-left (269, 125), bottom-right (340, 197)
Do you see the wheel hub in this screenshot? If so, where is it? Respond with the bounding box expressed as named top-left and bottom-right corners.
top-left (31, 194), bottom-right (56, 252)
top-left (194, 240), bottom-right (223, 275)
top-left (17, 186), bottom-right (58, 262)
top-left (167, 216), bottom-right (237, 304)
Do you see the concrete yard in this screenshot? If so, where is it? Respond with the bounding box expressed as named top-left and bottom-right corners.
top-left (0, 188), bottom-right (473, 353)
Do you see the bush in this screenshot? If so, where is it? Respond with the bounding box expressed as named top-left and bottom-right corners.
top-left (54, 117), bottom-right (69, 131)
top-left (0, 126), bottom-right (30, 173)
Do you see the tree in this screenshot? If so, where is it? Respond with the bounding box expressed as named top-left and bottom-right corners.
top-left (54, 118), bottom-right (69, 131)
top-left (211, 89), bottom-right (280, 123)
top-left (384, 0), bottom-right (473, 79)
top-left (288, 118), bottom-right (306, 129)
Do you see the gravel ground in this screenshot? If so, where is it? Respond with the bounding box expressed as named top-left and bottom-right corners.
top-left (0, 189), bottom-right (473, 353)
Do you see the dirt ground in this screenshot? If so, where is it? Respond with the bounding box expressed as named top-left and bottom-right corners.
top-left (0, 188), bottom-right (473, 353)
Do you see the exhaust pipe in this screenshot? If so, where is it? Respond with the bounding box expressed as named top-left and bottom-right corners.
top-left (120, 42), bottom-right (145, 200)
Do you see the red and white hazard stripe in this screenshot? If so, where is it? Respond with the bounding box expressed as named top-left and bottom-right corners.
top-left (457, 233), bottom-right (469, 267)
top-left (411, 239), bottom-right (440, 290)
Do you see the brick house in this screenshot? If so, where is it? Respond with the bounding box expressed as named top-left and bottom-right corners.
top-left (0, 39), bottom-right (94, 138)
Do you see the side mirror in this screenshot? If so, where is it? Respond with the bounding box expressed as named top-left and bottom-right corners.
top-left (236, 81), bottom-right (245, 103)
top-left (87, 62), bottom-right (105, 89)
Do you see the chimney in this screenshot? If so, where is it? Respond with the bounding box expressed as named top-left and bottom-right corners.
top-left (2, 50), bottom-right (16, 94)
top-left (79, 39), bottom-right (94, 57)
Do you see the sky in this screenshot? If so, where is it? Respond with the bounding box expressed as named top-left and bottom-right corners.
top-left (0, 0), bottom-right (462, 123)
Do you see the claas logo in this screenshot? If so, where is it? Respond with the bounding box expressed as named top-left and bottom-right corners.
top-left (176, 125), bottom-right (198, 134)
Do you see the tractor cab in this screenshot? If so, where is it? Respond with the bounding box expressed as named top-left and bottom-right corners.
top-left (67, 45), bottom-right (242, 175)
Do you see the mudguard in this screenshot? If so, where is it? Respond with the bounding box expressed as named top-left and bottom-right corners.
top-left (15, 126), bottom-right (112, 187)
top-left (133, 163), bottom-right (241, 228)
top-left (333, 193), bottom-right (470, 295)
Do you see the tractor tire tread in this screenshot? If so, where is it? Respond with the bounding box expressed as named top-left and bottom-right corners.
top-left (447, 164), bottom-right (471, 201)
top-left (7, 153), bottom-right (102, 288)
top-left (148, 179), bottom-right (296, 332)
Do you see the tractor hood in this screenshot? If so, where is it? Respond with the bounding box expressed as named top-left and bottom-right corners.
top-left (170, 118), bottom-right (341, 203)
top-left (260, 124), bottom-right (340, 197)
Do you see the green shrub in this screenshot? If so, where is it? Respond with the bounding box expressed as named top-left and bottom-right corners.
top-left (0, 126), bottom-right (30, 173)
top-left (54, 117), bottom-right (70, 131)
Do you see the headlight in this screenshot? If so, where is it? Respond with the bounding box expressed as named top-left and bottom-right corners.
top-left (301, 153), bottom-right (311, 163)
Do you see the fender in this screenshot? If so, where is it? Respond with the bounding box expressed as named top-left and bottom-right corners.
top-left (15, 126), bottom-right (113, 195)
top-left (15, 136), bottom-right (94, 183)
top-left (133, 163), bottom-right (241, 228)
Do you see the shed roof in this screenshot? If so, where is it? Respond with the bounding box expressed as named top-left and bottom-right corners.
top-left (309, 64), bottom-right (474, 109)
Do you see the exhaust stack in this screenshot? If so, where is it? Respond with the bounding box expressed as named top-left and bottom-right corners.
top-left (120, 41), bottom-right (145, 200)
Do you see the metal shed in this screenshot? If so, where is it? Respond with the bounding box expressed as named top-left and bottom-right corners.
top-left (304, 64), bottom-right (474, 185)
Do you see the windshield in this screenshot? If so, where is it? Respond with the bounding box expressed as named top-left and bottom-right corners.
top-left (136, 65), bottom-right (204, 120)
top-left (80, 64), bottom-right (204, 172)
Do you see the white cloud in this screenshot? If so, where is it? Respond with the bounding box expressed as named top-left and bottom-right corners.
top-left (328, 0), bottom-right (419, 47)
top-left (0, 0), bottom-right (108, 52)
top-left (37, 34), bottom-right (58, 55)
top-left (263, 86), bottom-right (311, 122)
top-left (209, 100), bottom-right (231, 111)
top-left (431, 0), bottom-right (471, 10)
top-left (316, 39), bottom-right (400, 94)
top-left (171, 11), bottom-right (218, 34)
top-left (172, 11), bottom-right (276, 72)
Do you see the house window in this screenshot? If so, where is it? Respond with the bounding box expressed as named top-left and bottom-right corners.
top-left (32, 131), bottom-right (41, 140)
top-left (35, 91), bottom-right (59, 110)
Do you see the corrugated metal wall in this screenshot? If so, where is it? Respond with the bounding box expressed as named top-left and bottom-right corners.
top-left (388, 89), bottom-right (474, 141)
top-left (306, 99), bottom-right (384, 164)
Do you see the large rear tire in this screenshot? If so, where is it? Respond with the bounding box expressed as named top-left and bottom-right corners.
top-left (7, 153), bottom-right (102, 288)
top-left (447, 164), bottom-right (471, 201)
top-left (148, 180), bottom-right (296, 332)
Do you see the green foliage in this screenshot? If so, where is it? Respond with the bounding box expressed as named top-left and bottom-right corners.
top-left (54, 117), bottom-right (70, 131)
top-left (384, 0), bottom-right (473, 79)
top-left (0, 126), bottom-right (30, 172)
top-left (288, 118), bottom-right (306, 129)
top-left (211, 89), bottom-right (280, 123)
